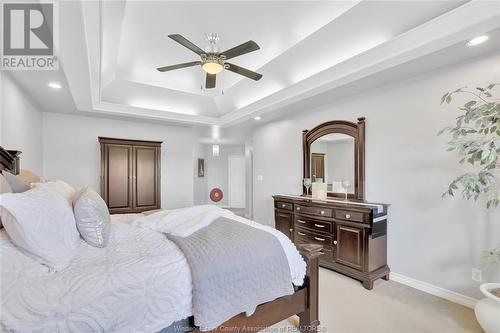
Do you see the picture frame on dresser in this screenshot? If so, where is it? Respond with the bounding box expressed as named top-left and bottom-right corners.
top-left (274, 117), bottom-right (390, 290)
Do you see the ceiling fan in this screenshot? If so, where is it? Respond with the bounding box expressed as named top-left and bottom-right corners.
top-left (157, 33), bottom-right (263, 89)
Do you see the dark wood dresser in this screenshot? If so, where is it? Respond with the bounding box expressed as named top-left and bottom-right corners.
top-left (274, 194), bottom-right (389, 289)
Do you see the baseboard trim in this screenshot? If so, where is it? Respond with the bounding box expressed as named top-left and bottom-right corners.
top-left (390, 272), bottom-right (478, 309)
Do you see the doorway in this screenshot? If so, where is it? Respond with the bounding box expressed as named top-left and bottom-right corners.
top-left (311, 153), bottom-right (325, 182)
top-left (228, 155), bottom-right (246, 208)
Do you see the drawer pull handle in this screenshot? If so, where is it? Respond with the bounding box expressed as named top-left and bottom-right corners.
top-left (289, 228), bottom-right (293, 232)
top-left (297, 207), bottom-right (301, 211)
top-left (282, 204), bottom-right (286, 208)
top-left (297, 219), bottom-right (306, 224)
top-left (333, 240), bottom-right (338, 245)
top-left (345, 214), bottom-right (351, 219)
top-left (297, 231), bottom-right (306, 236)
top-left (314, 223), bottom-right (325, 228)
top-left (320, 210), bottom-right (325, 215)
top-left (314, 236), bottom-right (325, 242)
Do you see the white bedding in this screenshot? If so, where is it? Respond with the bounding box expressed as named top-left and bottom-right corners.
top-left (133, 206), bottom-right (306, 286)
top-left (1, 221), bottom-right (192, 333)
top-left (0, 207), bottom-right (306, 332)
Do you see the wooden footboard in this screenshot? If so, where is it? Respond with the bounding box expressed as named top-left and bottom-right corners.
top-left (207, 243), bottom-right (322, 332)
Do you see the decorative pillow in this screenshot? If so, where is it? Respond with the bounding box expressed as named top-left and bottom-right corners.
top-left (0, 174), bottom-right (13, 194)
top-left (31, 180), bottom-right (76, 204)
top-left (0, 186), bottom-right (80, 271)
top-left (2, 169), bottom-right (40, 193)
top-left (73, 187), bottom-right (111, 248)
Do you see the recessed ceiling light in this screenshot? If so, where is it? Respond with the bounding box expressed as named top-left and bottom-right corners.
top-left (48, 82), bottom-right (62, 89)
top-left (254, 116), bottom-right (262, 121)
top-left (467, 35), bottom-right (489, 47)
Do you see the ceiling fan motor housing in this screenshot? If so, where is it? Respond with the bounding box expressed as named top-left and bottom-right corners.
top-left (201, 54), bottom-right (224, 66)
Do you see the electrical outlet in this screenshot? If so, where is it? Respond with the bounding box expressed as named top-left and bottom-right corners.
top-left (472, 268), bottom-right (482, 282)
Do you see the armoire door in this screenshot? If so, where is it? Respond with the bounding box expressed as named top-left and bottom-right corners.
top-left (334, 223), bottom-right (364, 271)
top-left (133, 145), bottom-right (160, 211)
top-left (103, 144), bottom-right (133, 213)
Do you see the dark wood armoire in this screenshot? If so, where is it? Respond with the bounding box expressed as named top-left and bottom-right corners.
top-left (99, 137), bottom-right (162, 214)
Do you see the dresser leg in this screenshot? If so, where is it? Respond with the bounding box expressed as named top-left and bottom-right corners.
top-left (362, 280), bottom-right (374, 290)
top-left (382, 273), bottom-right (390, 281)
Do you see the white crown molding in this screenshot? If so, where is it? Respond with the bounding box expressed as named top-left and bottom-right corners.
top-left (62, 0), bottom-right (500, 127)
top-left (94, 101), bottom-right (220, 126)
top-left (219, 0), bottom-right (500, 126)
top-left (391, 272), bottom-right (478, 309)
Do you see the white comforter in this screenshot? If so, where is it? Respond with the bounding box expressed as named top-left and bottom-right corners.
top-left (133, 205), bottom-right (306, 286)
top-left (0, 206), bottom-right (306, 332)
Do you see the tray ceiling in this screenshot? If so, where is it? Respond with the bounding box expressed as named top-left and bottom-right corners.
top-left (7, 0), bottom-right (500, 128)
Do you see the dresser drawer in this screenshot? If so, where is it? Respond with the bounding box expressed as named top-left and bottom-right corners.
top-left (295, 227), bottom-right (333, 246)
top-left (295, 216), bottom-right (332, 233)
top-left (295, 205), bottom-right (333, 217)
top-left (275, 201), bottom-right (293, 211)
top-left (335, 209), bottom-right (365, 223)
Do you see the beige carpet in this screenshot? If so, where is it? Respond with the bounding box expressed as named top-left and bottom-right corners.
top-left (266, 268), bottom-right (482, 333)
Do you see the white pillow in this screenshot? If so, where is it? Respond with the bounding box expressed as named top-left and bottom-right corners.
top-left (73, 187), bottom-right (111, 248)
top-left (0, 174), bottom-right (13, 194)
top-left (2, 170), bottom-right (40, 193)
top-left (0, 175), bottom-right (12, 227)
top-left (31, 180), bottom-right (76, 204)
top-left (0, 186), bottom-right (80, 271)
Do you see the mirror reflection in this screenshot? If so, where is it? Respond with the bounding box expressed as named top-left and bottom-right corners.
top-left (310, 133), bottom-right (355, 194)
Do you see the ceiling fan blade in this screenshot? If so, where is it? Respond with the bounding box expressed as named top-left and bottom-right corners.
top-left (225, 63), bottom-right (262, 81)
top-left (221, 40), bottom-right (260, 60)
top-left (157, 61), bottom-right (201, 72)
top-left (168, 34), bottom-right (205, 55)
top-left (206, 73), bottom-right (216, 89)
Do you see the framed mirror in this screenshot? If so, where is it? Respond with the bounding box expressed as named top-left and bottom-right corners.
top-left (302, 117), bottom-right (365, 200)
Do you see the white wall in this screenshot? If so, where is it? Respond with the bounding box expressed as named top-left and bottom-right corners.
top-left (0, 73), bottom-right (43, 175)
top-left (252, 52), bottom-right (500, 299)
top-left (43, 112), bottom-right (195, 209)
top-left (245, 140), bottom-right (254, 218)
top-left (194, 144), bottom-right (245, 206)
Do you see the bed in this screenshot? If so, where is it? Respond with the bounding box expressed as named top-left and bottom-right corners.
top-left (0, 146), bottom-right (322, 332)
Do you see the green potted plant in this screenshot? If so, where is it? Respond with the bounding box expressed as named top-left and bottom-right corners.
top-left (439, 83), bottom-right (499, 332)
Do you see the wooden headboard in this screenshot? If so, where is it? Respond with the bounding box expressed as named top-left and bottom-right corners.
top-left (0, 146), bottom-right (21, 175)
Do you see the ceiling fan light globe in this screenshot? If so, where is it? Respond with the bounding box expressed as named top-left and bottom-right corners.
top-left (202, 62), bottom-right (223, 74)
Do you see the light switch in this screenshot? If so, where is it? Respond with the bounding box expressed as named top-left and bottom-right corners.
top-left (257, 175), bottom-right (263, 181)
